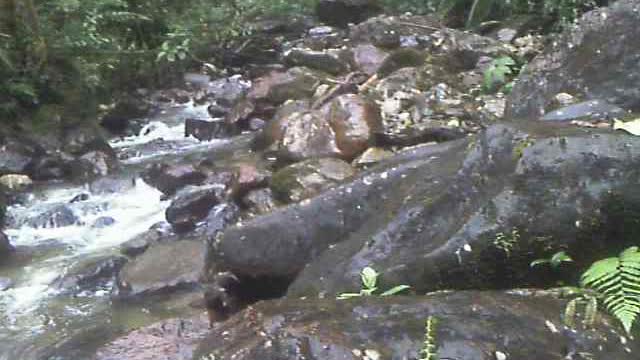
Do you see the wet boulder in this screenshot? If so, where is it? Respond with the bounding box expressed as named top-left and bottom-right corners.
top-left (193, 75), bottom-right (249, 107)
top-left (302, 26), bottom-right (345, 51)
top-left (242, 188), bottom-right (279, 216)
top-left (349, 14), bottom-right (441, 48)
top-left (317, 0), bottom-right (382, 28)
top-left (0, 132), bottom-right (43, 175)
top-left (270, 158), bottom-right (355, 203)
top-left (0, 231), bottom-right (14, 259)
top-left (165, 185), bottom-right (221, 233)
top-left (206, 123), bottom-right (640, 298)
top-left (229, 163), bottom-right (271, 200)
top-left (184, 118), bottom-right (232, 141)
top-left (26, 204), bottom-right (79, 229)
top-left (201, 203), bottom-right (240, 239)
top-left (540, 99), bottom-right (625, 123)
top-left (93, 314), bottom-right (209, 360)
top-left (120, 226), bottom-right (168, 258)
top-left (246, 67), bottom-right (320, 106)
top-left (274, 111), bottom-right (343, 162)
top-left (193, 291), bottom-right (639, 360)
top-left (284, 48), bottom-right (350, 75)
top-left (115, 240), bottom-right (205, 299)
top-left (320, 94), bottom-right (383, 159)
top-left (53, 255), bottom-right (128, 294)
top-left (141, 163), bottom-right (206, 196)
top-left (351, 43), bottom-right (389, 75)
top-left (506, 0), bottom-right (640, 119)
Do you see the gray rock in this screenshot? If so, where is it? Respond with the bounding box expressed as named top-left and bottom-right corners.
top-left (141, 163), bottom-right (206, 196)
top-left (540, 99), bottom-right (625, 122)
top-left (506, 0), bottom-right (640, 119)
top-left (115, 240), bottom-right (205, 299)
top-left (53, 255), bottom-right (128, 293)
top-left (284, 48), bottom-right (350, 75)
top-left (92, 216), bottom-right (116, 228)
top-left (320, 93), bottom-right (383, 160)
top-left (166, 185), bottom-right (221, 233)
top-left (27, 204), bottom-right (79, 229)
top-left (242, 188), bottom-right (278, 216)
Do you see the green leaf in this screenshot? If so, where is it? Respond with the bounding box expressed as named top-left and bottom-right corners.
top-left (336, 292), bottom-right (363, 300)
top-left (361, 267), bottom-right (379, 290)
top-left (380, 285), bottom-right (411, 296)
top-left (550, 251), bottom-right (573, 268)
top-left (530, 259), bottom-right (550, 268)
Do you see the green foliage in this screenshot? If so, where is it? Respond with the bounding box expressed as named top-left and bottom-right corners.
top-left (493, 228), bottom-right (520, 257)
top-left (337, 266), bottom-right (411, 299)
top-left (419, 316), bottom-right (439, 360)
top-left (531, 251), bottom-right (574, 269)
top-left (580, 247), bottom-right (640, 334)
top-left (0, 0), bottom-right (317, 122)
top-left (483, 56), bottom-right (517, 92)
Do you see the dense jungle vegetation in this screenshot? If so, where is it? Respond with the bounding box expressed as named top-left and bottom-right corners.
top-left (0, 0), bottom-right (606, 125)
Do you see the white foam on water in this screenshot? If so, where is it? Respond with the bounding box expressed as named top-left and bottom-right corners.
top-left (0, 179), bottom-right (169, 318)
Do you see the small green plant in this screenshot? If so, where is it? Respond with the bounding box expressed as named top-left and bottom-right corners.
top-left (419, 316), bottom-right (439, 360)
top-left (493, 228), bottom-right (520, 257)
top-left (531, 251), bottom-right (574, 269)
top-left (337, 267), bottom-right (411, 300)
top-left (483, 56), bottom-right (517, 93)
top-left (580, 246), bottom-right (640, 334)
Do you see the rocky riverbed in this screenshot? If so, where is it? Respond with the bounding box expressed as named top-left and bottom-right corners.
top-left (2, 0), bottom-right (640, 359)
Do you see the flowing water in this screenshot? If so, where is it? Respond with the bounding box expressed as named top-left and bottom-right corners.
top-left (0, 102), bottom-right (230, 359)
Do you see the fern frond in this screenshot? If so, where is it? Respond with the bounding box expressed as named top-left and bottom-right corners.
top-left (581, 247), bottom-right (640, 333)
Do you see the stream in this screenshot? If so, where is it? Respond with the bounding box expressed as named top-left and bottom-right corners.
top-left (0, 101), bottom-right (231, 360)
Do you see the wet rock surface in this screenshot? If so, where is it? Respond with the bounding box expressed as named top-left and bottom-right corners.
top-left (506, 0), bottom-right (640, 119)
top-left (166, 186), bottom-right (222, 233)
top-left (93, 314), bottom-right (209, 360)
top-left (270, 158), bottom-right (356, 203)
top-left (115, 240), bottom-right (206, 299)
top-left (194, 291), bottom-right (638, 360)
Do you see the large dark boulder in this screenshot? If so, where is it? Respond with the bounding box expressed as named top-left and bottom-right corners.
top-left (317, 0), bottom-right (382, 28)
top-left (205, 123), bottom-right (640, 298)
top-left (194, 291), bottom-right (638, 360)
top-left (506, 0), bottom-right (640, 120)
